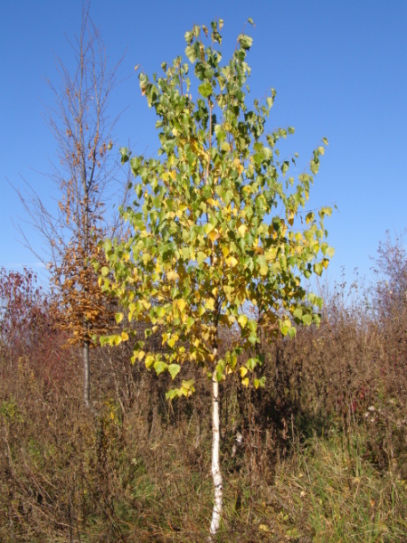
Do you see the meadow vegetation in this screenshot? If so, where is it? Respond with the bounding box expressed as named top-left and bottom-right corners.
top-left (1, 237), bottom-right (407, 542)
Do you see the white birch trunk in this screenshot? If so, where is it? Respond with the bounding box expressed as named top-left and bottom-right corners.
top-left (209, 375), bottom-right (223, 538)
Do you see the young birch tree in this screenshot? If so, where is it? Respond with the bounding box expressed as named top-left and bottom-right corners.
top-left (100, 19), bottom-right (334, 537)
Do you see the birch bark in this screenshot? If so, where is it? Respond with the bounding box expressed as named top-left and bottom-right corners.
top-left (209, 375), bottom-right (223, 538)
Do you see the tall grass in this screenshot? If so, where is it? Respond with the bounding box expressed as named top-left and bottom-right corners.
top-left (1, 266), bottom-right (407, 541)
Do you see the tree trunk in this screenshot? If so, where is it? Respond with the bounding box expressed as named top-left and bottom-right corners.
top-left (209, 375), bottom-right (223, 538)
top-left (83, 339), bottom-right (90, 409)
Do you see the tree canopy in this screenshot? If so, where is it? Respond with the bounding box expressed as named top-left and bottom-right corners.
top-left (100, 18), bottom-right (333, 397)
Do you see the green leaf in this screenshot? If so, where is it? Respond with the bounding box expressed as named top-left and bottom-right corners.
top-left (310, 160), bottom-right (319, 175)
top-left (130, 156), bottom-right (141, 175)
top-left (247, 17), bottom-right (254, 25)
top-left (168, 364), bottom-right (181, 380)
top-left (280, 319), bottom-right (292, 336)
top-left (101, 266), bottom-right (109, 277)
top-left (313, 262), bottom-right (323, 276)
top-left (119, 147), bottom-right (129, 164)
top-left (108, 335), bottom-right (122, 346)
top-left (166, 389), bottom-right (181, 400)
top-left (254, 376), bottom-right (266, 389)
top-left (103, 239), bottom-right (112, 252)
top-left (198, 82), bottom-right (213, 98)
top-left (154, 361), bottom-right (168, 375)
top-left (180, 379), bottom-right (195, 396)
top-left (302, 314), bottom-right (312, 325)
top-left (184, 31), bottom-right (194, 44)
top-left (185, 45), bottom-right (197, 63)
top-left (238, 34), bottom-right (253, 50)
top-left (135, 184), bottom-right (143, 198)
top-left (246, 357), bottom-right (258, 371)
top-left (115, 313), bottom-right (124, 324)
top-left (156, 306), bottom-right (165, 318)
top-left (326, 246), bottom-right (335, 258)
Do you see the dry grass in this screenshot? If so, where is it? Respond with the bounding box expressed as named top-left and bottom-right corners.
top-left (1, 267), bottom-right (407, 542)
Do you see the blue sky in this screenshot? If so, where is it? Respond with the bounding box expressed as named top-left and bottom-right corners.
top-left (1, 1), bottom-right (406, 288)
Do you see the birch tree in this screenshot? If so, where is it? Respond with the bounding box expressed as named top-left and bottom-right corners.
top-left (101, 19), bottom-right (334, 537)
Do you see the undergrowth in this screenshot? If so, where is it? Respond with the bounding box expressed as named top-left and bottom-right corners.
top-left (1, 260), bottom-right (407, 542)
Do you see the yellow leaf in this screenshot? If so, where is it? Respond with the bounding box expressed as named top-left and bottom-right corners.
top-left (241, 377), bottom-right (249, 387)
top-left (237, 224), bottom-right (247, 237)
top-left (258, 262), bottom-right (267, 275)
top-left (239, 367), bottom-right (248, 378)
top-left (209, 230), bottom-right (218, 242)
top-left (207, 198), bottom-right (220, 208)
top-left (226, 256), bottom-right (238, 268)
top-left (175, 299), bottom-right (187, 312)
top-left (238, 314), bottom-right (248, 329)
top-left (109, 335), bottom-right (122, 346)
top-left (167, 270), bottom-right (179, 281)
top-left (233, 157), bottom-right (244, 175)
top-left (204, 298), bottom-right (215, 311)
top-left (145, 354), bottom-right (155, 368)
top-left (221, 245), bottom-right (230, 258)
top-left (264, 248), bottom-right (277, 261)
top-left (204, 223), bottom-right (215, 234)
top-left (306, 212), bottom-right (314, 225)
top-left (168, 334), bottom-right (179, 348)
top-left (121, 331), bottom-right (129, 342)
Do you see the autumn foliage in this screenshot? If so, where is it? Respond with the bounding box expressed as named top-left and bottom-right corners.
top-left (51, 228), bottom-right (116, 347)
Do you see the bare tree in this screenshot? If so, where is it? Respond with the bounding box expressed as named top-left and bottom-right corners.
top-left (372, 231), bottom-right (407, 322)
top-left (17, 1), bottom-right (127, 410)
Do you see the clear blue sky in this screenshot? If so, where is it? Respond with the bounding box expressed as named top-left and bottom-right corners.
top-left (1, 1), bottom-right (406, 288)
